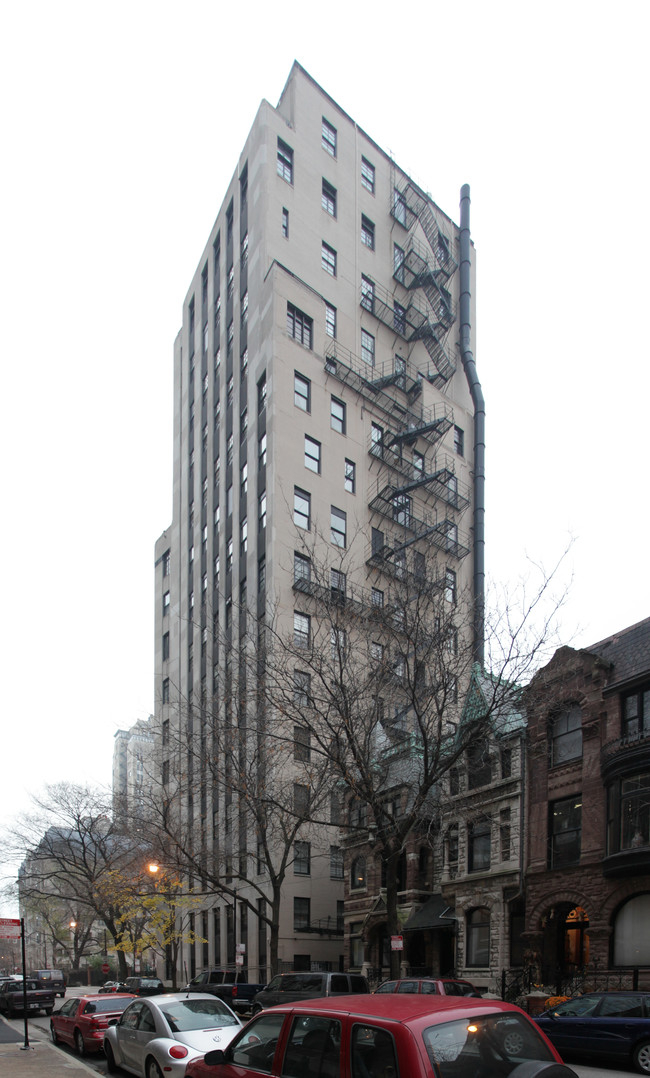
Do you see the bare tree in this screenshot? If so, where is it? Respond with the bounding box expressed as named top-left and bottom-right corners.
top-left (10, 783), bottom-right (156, 980)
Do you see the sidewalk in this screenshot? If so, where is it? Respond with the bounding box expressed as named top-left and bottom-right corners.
top-left (0, 1035), bottom-right (98, 1075)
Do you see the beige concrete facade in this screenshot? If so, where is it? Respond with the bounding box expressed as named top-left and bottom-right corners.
top-left (153, 63), bottom-right (478, 982)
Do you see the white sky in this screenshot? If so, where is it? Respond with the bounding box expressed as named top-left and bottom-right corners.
top-left (1, 0), bottom-right (649, 885)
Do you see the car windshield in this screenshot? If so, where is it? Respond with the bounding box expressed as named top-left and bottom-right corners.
top-left (423, 1013), bottom-right (555, 1078)
top-left (159, 999), bottom-right (240, 1032)
top-left (550, 995), bottom-right (600, 1017)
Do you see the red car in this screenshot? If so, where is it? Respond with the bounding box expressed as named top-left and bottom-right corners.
top-left (184, 993), bottom-right (578, 1078)
top-left (50, 993), bottom-right (135, 1055)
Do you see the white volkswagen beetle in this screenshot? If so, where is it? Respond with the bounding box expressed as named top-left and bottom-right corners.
top-left (103, 992), bottom-right (243, 1078)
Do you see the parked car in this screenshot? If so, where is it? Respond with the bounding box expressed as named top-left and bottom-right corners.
top-left (103, 992), bottom-right (242, 1077)
top-left (184, 992), bottom-right (578, 1078)
top-left (375, 976), bottom-right (481, 997)
top-left (0, 977), bottom-right (55, 1017)
top-left (50, 993), bottom-right (135, 1055)
top-left (99, 980), bottom-right (129, 994)
top-left (122, 976), bottom-right (166, 996)
top-left (31, 968), bottom-right (66, 997)
top-left (251, 971), bottom-right (369, 1014)
top-left (185, 970), bottom-right (267, 1015)
top-left (535, 991), bottom-right (650, 1073)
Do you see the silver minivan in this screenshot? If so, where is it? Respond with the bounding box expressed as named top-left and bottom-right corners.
top-left (252, 971), bottom-right (368, 1013)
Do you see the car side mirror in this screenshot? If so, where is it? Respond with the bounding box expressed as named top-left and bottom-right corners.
top-left (107, 1018), bottom-right (119, 1027)
top-left (203, 1049), bottom-right (227, 1067)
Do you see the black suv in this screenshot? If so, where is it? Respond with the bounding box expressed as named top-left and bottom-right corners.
top-left (122, 976), bottom-right (165, 996)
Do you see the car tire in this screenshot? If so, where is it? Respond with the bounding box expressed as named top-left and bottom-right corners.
top-left (50, 1023), bottom-right (59, 1045)
top-left (634, 1041), bottom-right (650, 1074)
top-left (104, 1042), bottom-right (118, 1074)
top-left (502, 1030), bottom-right (525, 1055)
top-left (146, 1056), bottom-right (164, 1078)
top-left (75, 1030), bottom-right (86, 1056)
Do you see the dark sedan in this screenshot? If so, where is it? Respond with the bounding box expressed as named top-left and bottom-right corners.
top-left (535, 991), bottom-right (650, 1073)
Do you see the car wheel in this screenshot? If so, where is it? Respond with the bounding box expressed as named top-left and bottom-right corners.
top-left (50, 1023), bottom-right (59, 1045)
top-left (104, 1042), bottom-right (118, 1074)
top-left (75, 1030), bottom-right (86, 1056)
top-left (634, 1041), bottom-right (650, 1074)
top-left (502, 1030), bottom-right (525, 1055)
top-left (146, 1056), bottom-right (164, 1078)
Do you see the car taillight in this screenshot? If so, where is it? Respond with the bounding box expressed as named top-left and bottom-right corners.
top-left (169, 1046), bottom-right (189, 1059)
top-left (232, 986), bottom-right (238, 997)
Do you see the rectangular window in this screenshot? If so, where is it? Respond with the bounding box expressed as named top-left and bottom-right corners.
top-left (550, 707), bottom-right (583, 766)
top-left (325, 303), bottom-right (337, 339)
top-left (321, 241), bottom-right (337, 277)
top-left (361, 329), bottom-right (375, 367)
top-left (258, 489), bottom-right (267, 530)
top-left (394, 243), bottom-right (405, 284)
top-left (468, 818), bottom-right (491, 873)
top-left (330, 846), bottom-right (344, 879)
top-left (240, 407), bottom-right (248, 440)
top-left (257, 372), bottom-right (266, 413)
top-left (304, 435), bottom-right (321, 474)
top-left (240, 290), bottom-right (248, 325)
top-left (294, 487), bottom-right (311, 530)
top-left (500, 809), bottom-right (512, 862)
top-left (162, 591), bottom-right (170, 616)
top-left (162, 677), bottom-right (170, 704)
top-left (361, 215), bottom-right (375, 250)
top-left (226, 536), bottom-right (233, 573)
top-left (331, 506), bottom-right (347, 547)
top-left (293, 841), bottom-right (311, 875)
top-left (240, 516), bottom-right (248, 555)
top-left (331, 568), bottom-right (346, 602)
top-left (361, 275), bottom-right (374, 312)
top-left (287, 302), bottom-right (313, 348)
top-left (294, 612), bottom-right (311, 648)
top-left (344, 459), bottom-right (356, 493)
top-left (393, 187), bottom-right (407, 226)
top-left (258, 554), bottom-right (266, 593)
top-left (454, 425), bottom-right (464, 457)
top-left (321, 117), bottom-right (337, 156)
top-left (294, 897), bottom-right (310, 931)
top-left (322, 179), bottom-right (337, 216)
top-left (294, 372), bottom-right (311, 412)
top-left (549, 796), bottom-right (582, 868)
top-left (282, 207), bottom-right (289, 238)
top-left (294, 551), bottom-right (311, 586)
top-left (445, 568), bottom-right (457, 604)
top-left (162, 550), bottom-right (171, 576)
top-left (331, 626), bottom-right (347, 657)
top-left (361, 156), bottom-right (375, 193)
top-left (293, 676), bottom-right (312, 711)
top-left (393, 301), bottom-right (406, 335)
top-left (330, 396), bottom-right (346, 434)
top-left (371, 587), bottom-right (384, 608)
top-left (240, 461), bottom-right (248, 496)
top-left (162, 632), bottom-right (170, 661)
top-left (277, 137), bottom-right (293, 183)
top-left (258, 433), bottom-right (267, 468)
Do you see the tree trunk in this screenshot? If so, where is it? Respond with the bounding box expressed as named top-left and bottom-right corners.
top-left (383, 849), bottom-right (402, 979)
top-left (268, 889), bottom-right (282, 977)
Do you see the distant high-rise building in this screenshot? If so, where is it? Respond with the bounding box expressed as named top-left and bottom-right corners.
top-left (153, 62), bottom-right (482, 981)
top-left (112, 717), bottom-right (154, 822)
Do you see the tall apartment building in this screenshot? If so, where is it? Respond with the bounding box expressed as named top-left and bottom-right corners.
top-left (112, 716), bottom-right (154, 823)
top-left (153, 63), bottom-right (482, 981)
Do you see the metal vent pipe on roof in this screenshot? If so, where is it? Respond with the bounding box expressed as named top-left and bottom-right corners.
top-left (459, 185), bottom-right (485, 664)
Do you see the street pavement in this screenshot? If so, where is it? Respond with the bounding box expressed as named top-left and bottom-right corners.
top-left (0, 985), bottom-right (643, 1078)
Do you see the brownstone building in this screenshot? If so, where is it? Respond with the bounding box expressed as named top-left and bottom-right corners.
top-left (523, 616), bottom-right (650, 988)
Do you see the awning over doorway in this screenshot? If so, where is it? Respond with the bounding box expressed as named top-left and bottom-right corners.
top-left (403, 895), bottom-right (456, 932)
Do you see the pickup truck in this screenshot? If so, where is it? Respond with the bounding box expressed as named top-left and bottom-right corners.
top-left (0, 978), bottom-right (55, 1017)
top-left (184, 970), bottom-right (266, 1015)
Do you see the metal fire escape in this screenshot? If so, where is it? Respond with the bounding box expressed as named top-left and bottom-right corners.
top-left (388, 178), bottom-right (459, 386)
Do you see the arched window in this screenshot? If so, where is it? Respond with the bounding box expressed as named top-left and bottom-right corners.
top-left (466, 907), bottom-right (490, 967)
top-left (350, 856), bottom-right (366, 890)
top-left (613, 894), bottom-right (650, 965)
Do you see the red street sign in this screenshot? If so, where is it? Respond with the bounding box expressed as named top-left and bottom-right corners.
top-left (101, 963), bottom-right (110, 974)
top-left (0, 917), bottom-right (21, 940)
top-left (390, 935), bottom-right (403, 951)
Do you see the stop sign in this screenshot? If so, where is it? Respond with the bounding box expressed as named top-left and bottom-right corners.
top-left (101, 963), bottom-right (110, 974)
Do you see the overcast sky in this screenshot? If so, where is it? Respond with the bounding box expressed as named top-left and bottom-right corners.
top-left (1, 0), bottom-right (648, 889)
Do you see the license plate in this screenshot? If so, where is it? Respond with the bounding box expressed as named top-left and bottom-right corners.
top-left (29, 1003), bottom-right (39, 1009)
